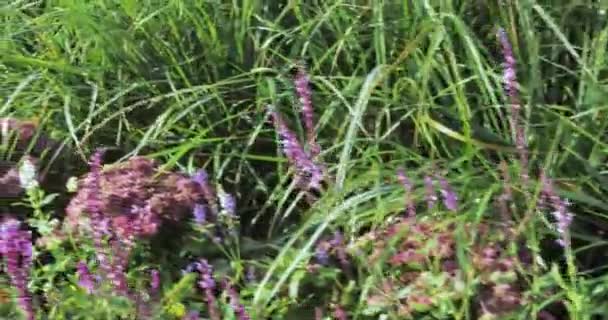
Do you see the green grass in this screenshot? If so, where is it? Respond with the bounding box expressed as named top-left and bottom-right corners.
top-left (2, 0), bottom-right (608, 319)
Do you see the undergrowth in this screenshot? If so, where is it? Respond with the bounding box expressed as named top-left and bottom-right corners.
top-left (2, 1), bottom-right (608, 319)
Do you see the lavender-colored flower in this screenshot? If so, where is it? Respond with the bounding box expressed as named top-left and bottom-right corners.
top-left (81, 149), bottom-right (113, 281)
top-left (424, 175), bottom-right (437, 210)
top-left (497, 27), bottom-right (528, 185)
top-left (329, 232), bottom-right (349, 268)
top-left (192, 169), bottom-right (219, 215)
top-left (194, 259), bottom-right (220, 320)
top-left (107, 240), bottom-right (130, 296)
top-left (218, 187), bottom-right (236, 217)
top-left (76, 261), bottom-right (95, 294)
top-left (268, 105), bottom-right (325, 191)
top-left (195, 260), bottom-right (216, 290)
top-left (150, 269), bottom-right (161, 293)
top-left (223, 280), bottom-right (251, 320)
top-left (294, 66), bottom-right (320, 158)
top-left (183, 311), bottom-right (200, 320)
top-left (80, 149), bottom-right (130, 297)
top-left (437, 174), bottom-right (458, 211)
top-left (314, 241), bottom-right (330, 265)
top-left (497, 29), bottom-right (518, 100)
top-left (0, 218), bottom-right (34, 320)
top-left (193, 204), bottom-right (207, 224)
top-left (246, 266), bottom-right (256, 282)
top-left (397, 168), bottom-right (416, 217)
top-left (540, 172), bottom-right (573, 247)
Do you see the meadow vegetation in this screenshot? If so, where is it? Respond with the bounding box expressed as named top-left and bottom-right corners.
top-left (2, 1), bottom-right (608, 319)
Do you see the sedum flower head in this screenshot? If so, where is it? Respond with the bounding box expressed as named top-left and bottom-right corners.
top-left (66, 155), bottom-right (204, 240)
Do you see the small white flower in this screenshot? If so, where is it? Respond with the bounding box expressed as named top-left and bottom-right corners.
top-left (19, 158), bottom-right (39, 190)
top-left (66, 176), bottom-right (79, 193)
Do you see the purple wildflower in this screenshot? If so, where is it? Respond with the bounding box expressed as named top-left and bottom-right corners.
top-left (82, 150), bottom-right (132, 297)
top-left (76, 261), bottom-right (95, 294)
top-left (294, 66), bottom-right (320, 158)
top-left (0, 218), bottom-right (34, 320)
top-left (183, 311), bottom-right (200, 320)
top-left (192, 169), bottom-right (219, 215)
top-left (223, 280), bottom-right (251, 320)
top-left (497, 28), bottom-right (529, 185)
top-left (150, 269), bottom-right (160, 294)
top-left (397, 168), bottom-right (416, 217)
top-left (246, 266), bottom-right (256, 282)
top-left (194, 260), bottom-right (220, 320)
top-left (437, 174), bottom-right (458, 211)
top-left (314, 241), bottom-right (330, 265)
top-left (107, 240), bottom-right (130, 296)
top-left (82, 149), bottom-right (114, 282)
top-left (218, 187), bottom-right (236, 217)
top-left (329, 232), bottom-right (349, 268)
top-left (193, 204), bottom-right (207, 224)
top-left (268, 105), bottom-right (325, 191)
top-left (424, 175), bottom-right (437, 210)
top-left (540, 172), bottom-right (573, 247)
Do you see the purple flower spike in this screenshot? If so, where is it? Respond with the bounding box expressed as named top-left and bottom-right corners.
top-left (0, 218), bottom-right (34, 320)
top-left (76, 261), bottom-right (95, 294)
top-left (424, 176), bottom-right (437, 210)
top-left (195, 260), bottom-right (216, 290)
top-left (193, 204), bottom-right (207, 224)
top-left (437, 174), bottom-right (458, 212)
top-left (150, 269), bottom-right (160, 293)
top-left (397, 168), bottom-right (416, 217)
top-left (194, 260), bottom-right (220, 320)
top-left (192, 169), bottom-right (219, 215)
top-left (540, 172), bottom-right (573, 247)
top-left (497, 28), bottom-right (529, 185)
top-left (223, 280), bottom-right (251, 320)
top-left (268, 105), bottom-right (325, 191)
top-left (329, 232), bottom-right (349, 268)
top-left (246, 266), bottom-right (256, 282)
top-left (82, 149), bottom-right (113, 281)
top-left (294, 66), bottom-right (320, 158)
top-left (314, 241), bottom-right (330, 265)
top-left (218, 188), bottom-right (237, 217)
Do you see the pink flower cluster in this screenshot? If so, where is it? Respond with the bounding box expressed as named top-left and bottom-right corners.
top-left (65, 151), bottom-right (204, 296)
top-left (65, 154), bottom-right (204, 240)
